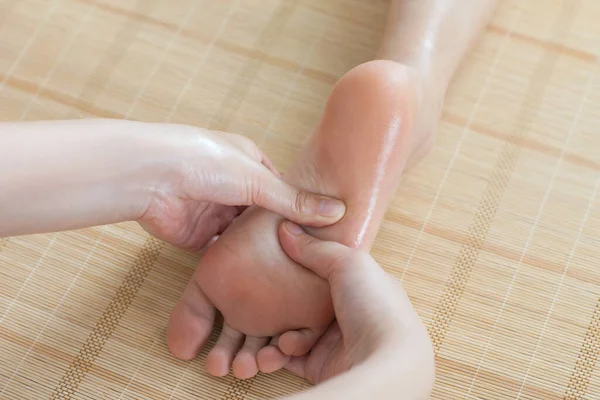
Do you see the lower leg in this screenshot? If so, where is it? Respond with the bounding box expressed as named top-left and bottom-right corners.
top-left (378, 0), bottom-right (499, 166)
top-left (258, 0), bottom-right (500, 372)
top-left (379, 0), bottom-right (498, 79)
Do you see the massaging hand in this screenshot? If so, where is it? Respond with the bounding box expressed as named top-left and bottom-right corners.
top-left (261, 221), bottom-right (435, 399)
top-left (137, 125), bottom-right (346, 251)
top-left (0, 119), bottom-right (345, 244)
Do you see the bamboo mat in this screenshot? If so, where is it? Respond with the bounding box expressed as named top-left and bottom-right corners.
top-left (1, 0), bottom-right (599, 398)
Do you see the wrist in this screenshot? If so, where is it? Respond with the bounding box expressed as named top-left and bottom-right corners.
top-left (89, 120), bottom-right (180, 224)
top-left (131, 122), bottom-right (212, 224)
top-left (121, 121), bottom-right (185, 223)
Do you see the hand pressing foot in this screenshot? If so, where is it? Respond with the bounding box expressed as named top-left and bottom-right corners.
top-left (275, 221), bottom-right (434, 399)
top-left (167, 60), bottom-right (431, 379)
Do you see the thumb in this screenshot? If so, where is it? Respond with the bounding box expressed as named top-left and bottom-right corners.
top-left (250, 166), bottom-right (346, 228)
top-left (278, 221), bottom-right (353, 281)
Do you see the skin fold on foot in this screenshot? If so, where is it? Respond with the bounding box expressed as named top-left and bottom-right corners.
top-left (167, 60), bottom-right (426, 379)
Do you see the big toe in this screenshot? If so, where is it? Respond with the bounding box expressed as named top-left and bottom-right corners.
top-left (167, 281), bottom-right (215, 360)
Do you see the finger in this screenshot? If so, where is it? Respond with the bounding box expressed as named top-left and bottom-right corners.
top-left (278, 221), bottom-right (355, 280)
top-left (300, 322), bottom-right (345, 384)
top-left (188, 203), bottom-right (238, 251)
top-left (232, 336), bottom-right (270, 380)
top-left (278, 328), bottom-right (324, 357)
top-left (221, 132), bottom-right (282, 178)
top-left (257, 337), bottom-right (290, 374)
top-left (249, 167), bottom-right (346, 228)
top-left (203, 235), bottom-right (220, 250)
top-left (258, 152), bottom-right (281, 177)
top-left (211, 130), bottom-right (276, 177)
top-left (205, 323), bottom-right (245, 377)
top-left (283, 355), bottom-right (308, 379)
top-left (235, 205), bottom-right (248, 216)
top-left (167, 279), bottom-right (216, 360)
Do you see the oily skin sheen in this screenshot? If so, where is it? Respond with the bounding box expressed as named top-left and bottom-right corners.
top-left (207, 60), bottom-right (416, 332)
top-left (167, 60), bottom-right (417, 377)
top-left (167, 0), bottom-right (499, 380)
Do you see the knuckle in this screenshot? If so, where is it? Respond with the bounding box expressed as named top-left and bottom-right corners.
top-left (325, 247), bottom-right (356, 276)
top-left (250, 143), bottom-right (264, 161)
top-left (237, 136), bottom-right (261, 158)
top-left (302, 235), bottom-right (322, 249)
top-left (245, 178), bottom-right (260, 205)
top-left (239, 135), bottom-right (257, 148)
top-left (293, 190), bottom-right (312, 217)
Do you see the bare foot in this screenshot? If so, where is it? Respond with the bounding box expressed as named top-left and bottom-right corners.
top-left (167, 60), bottom-right (428, 379)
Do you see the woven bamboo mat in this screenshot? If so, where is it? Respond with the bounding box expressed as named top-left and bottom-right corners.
top-left (1, 0), bottom-right (599, 398)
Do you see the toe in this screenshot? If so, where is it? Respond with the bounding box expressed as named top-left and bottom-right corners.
top-left (257, 337), bottom-right (290, 374)
top-left (279, 328), bottom-right (323, 357)
top-left (232, 336), bottom-right (270, 379)
top-left (205, 323), bottom-right (245, 377)
top-left (167, 279), bottom-right (215, 360)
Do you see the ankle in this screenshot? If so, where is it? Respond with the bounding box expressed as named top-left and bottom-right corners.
top-left (381, 62), bottom-right (443, 164)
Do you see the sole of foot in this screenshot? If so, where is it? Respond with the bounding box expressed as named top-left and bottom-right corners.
top-left (168, 59), bottom-right (434, 379)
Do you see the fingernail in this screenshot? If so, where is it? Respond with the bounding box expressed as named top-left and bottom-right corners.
top-left (319, 198), bottom-right (346, 219)
top-left (285, 221), bottom-right (304, 236)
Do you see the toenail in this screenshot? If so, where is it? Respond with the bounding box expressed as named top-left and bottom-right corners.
top-left (285, 221), bottom-right (304, 236)
top-left (318, 198), bottom-right (346, 220)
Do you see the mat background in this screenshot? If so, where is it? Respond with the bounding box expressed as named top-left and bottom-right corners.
top-left (1, 0), bottom-right (600, 399)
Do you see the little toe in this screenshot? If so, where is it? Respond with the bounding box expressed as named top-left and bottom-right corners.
top-left (232, 336), bottom-right (270, 380)
top-left (205, 323), bottom-right (245, 377)
top-left (279, 328), bottom-right (323, 357)
top-left (257, 337), bottom-right (290, 374)
top-left (167, 280), bottom-right (215, 360)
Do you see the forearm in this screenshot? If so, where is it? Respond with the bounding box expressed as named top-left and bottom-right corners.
top-left (0, 119), bottom-right (171, 237)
